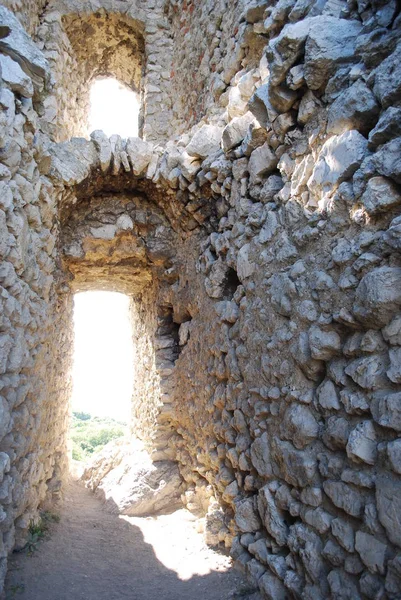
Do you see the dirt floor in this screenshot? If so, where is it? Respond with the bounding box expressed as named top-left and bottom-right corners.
top-left (5, 478), bottom-right (261, 600)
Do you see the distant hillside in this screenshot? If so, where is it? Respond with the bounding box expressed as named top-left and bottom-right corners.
top-left (70, 411), bottom-right (127, 461)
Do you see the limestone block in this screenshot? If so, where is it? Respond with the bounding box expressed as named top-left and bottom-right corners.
top-left (271, 439), bottom-right (317, 487)
top-left (304, 16), bottom-right (362, 90)
top-left (0, 6), bottom-right (49, 89)
top-left (237, 243), bottom-right (255, 280)
top-left (345, 355), bottom-right (389, 391)
top-left (222, 112), bottom-right (256, 152)
top-left (383, 215), bottom-right (401, 252)
top-left (387, 347), bottom-right (401, 384)
top-left (234, 496), bottom-right (261, 533)
top-left (90, 130), bottom-right (111, 173)
top-left (268, 83), bottom-right (298, 114)
top-left (373, 137), bottom-right (401, 185)
top-left (353, 267), bottom-right (401, 328)
top-left (186, 124), bottom-right (223, 158)
top-left (250, 433), bottom-right (273, 478)
top-left (323, 481), bottom-right (364, 518)
top-left (0, 55), bottom-right (33, 98)
top-left (346, 421), bottom-right (377, 465)
top-left (387, 439), bottom-right (401, 474)
top-left (82, 439), bottom-right (183, 517)
top-left (258, 486), bottom-right (288, 546)
top-left (49, 138), bottom-right (97, 186)
top-left (331, 518), bottom-right (355, 553)
top-left (248, 83), bottom-right (278, 129)
top-left (248, 142), bottom-right (278, 185)
top-left (371, 391), bottom-right (401, 432)
top-left (383, 316), bottom-right (401, 346)
top-left (327, 80), bottom-right (379, 135)
top-left (266, 18), bottom-right (312, 86)
top-left (309, 326), bottom-right (341, 361)
top-left (328, 569), bottom-right (361, 600)
top-left (307, 130), bottom-right (368, 198)
top-left (126, 137), bottom-right (153, 177)
top-left (282, 404), bottom-right (319, 449)
top-left (259, 572), bottom-right (288, 600)
top-left (376, 474), bottom-right (401, 547)
top-left (373, 41), bottom-right (401, 109)
top-left (368, 107), bottom-right (401, 148)
top-left (360, 176), bottom-right (401, 215)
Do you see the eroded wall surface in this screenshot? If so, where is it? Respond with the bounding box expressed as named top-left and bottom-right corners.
top-left (0, 0), bottom-right (401, 599)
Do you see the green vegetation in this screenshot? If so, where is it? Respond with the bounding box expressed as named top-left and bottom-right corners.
top-left (70, 411), bottom-right (127, 461)
top-left (25, 512), bottom-right (60, 555)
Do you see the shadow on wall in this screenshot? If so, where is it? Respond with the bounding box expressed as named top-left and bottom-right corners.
top-left (5, 480), bottom-right (254, 600)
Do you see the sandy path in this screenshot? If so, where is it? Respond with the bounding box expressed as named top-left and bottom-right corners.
top-left (5, 479), bottom-right (259, 600)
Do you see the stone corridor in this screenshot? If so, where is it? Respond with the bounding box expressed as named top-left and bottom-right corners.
top-left (0, 1), bottom-right (400, 598)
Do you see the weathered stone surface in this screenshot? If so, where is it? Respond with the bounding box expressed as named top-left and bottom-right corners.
top-left (82, 439), bottom-right (184, 516)
top-left (387, 347), bottom-right (401, 384)
top-left (258, 486), bottom-right (288, 547)
top-left (126, 137), bottom-right (153, 176)
top-left (323, 481), bottom-right (364, 518)
top-left (368, 107), bottom-right (401, 148)
top-left (0, 54), bottom-right (33, 97)
top-left (248, 143), bottom-right (278, 185)
top-left (304, 17), bottom-right (362, 90)
top-left (346, 421), bottom-right (377, 465)
top-left (309, 326), bottom-right (341, 361)
top-left (49, 138), bottom-right (98, 186)
top-left (271, 439), bottom-right (317, 487)
top-left (371, 391), bottom-right (401, 432)
top-left (259, 571), bottom-right (287, 600)
top-left (266, 18), bottom-right (312, 86)
top-left (235, 497), bottom-right (261, 533)
top-left (345, 355), bottom-right (389, 391)
top-left (308, 130), bottom-right (368, 199)
top-left (327, 80), bottom-right (379, 136)
top-left (222, 112), bottom-right (255, 152)
top-left (282, 404), bottom-right (319, 449)
top-left (90, 130), bottom-right (112, 173)
top-left (373, 42), bottom-right (401, 109)
top-left (250, 433), bottom-right (273, 478)
top-left (0, 6), bottom-right (49, 88)
top-left (360, 176), bottom-right (401, 215)
top-left (376, 474), bottom-right (401, 547)
top-left (373, 138), bottom-right (401, 185)
top-left (186, 124), bottom-right (223, 159)
top-left (355, 531), bottom-right (387, 575)
top-left (353, 267), bottom-right (401, 328)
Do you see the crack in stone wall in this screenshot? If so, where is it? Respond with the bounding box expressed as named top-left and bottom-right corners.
top-left (0, 0), bottom-right (401, 598)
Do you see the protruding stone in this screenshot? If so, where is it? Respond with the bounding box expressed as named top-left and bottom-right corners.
top-left (186, 124), bottom-right (223, 159)
top-left (346, 421), bottom-right (377, 465)
top-left (353, 267), bottom-right (401, 328)
top-left (0, 6), bottom-right (49, 89)
top-left (126, 137), bottom-right (153, 177)
top-left (360, 176), bottom-right (401, 215)
top-left (308, 130), bottom-right (368, 199)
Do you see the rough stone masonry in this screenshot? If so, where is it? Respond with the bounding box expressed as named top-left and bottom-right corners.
top-left (0, 0), bottom-right (401, 598)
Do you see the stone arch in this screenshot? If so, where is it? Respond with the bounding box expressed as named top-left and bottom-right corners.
top-left (37, 0), bottom-right (174, 143)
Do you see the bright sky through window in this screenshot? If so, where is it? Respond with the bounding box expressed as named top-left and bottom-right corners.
top-left (71, 291), bottom-right (134, 421)
top-left (89, 78), bottom-right (140, 138)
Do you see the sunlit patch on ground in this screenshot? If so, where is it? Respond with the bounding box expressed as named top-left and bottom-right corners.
top-left (122, 509), bottom-right (232, 581)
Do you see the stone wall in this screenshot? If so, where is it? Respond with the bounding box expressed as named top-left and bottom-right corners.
top-left (0, 6), bottom-right (72, 590)
top-left (0, 0), bottom-right (401, 598)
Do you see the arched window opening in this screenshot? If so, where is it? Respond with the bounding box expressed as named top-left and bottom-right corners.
top-left (70, 291), bottom-right (134, 463)
top-left (89, 78), bottom-right (140, 138)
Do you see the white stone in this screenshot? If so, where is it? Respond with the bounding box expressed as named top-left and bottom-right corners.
top-left (0, 55), bottom-right (33, 97)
